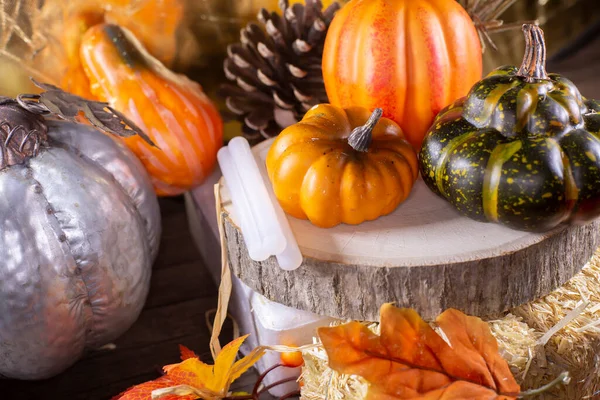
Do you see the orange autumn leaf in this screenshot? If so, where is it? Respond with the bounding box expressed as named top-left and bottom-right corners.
top-left (163, 334), bottom-right (264, 394)
top-left (178, 345), bottom-right (198, 361)
top-left (318, 304), bottom-right (520, 400)
top-left (111, 376), bottom-right (196, 400)
top-left (113, 335), bottom-right (263, 400)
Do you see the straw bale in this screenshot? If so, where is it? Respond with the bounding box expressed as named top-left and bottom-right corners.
top-left (300, 250), bottom-right (600, 399)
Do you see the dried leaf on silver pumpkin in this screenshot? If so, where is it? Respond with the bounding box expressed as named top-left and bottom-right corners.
top-left (17, 79), bottom-right (155, 146)
top-left (219, 0), bottom-right (340, 144)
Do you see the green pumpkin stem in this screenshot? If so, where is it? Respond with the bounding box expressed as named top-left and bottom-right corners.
top-left (348, 108), bottom-right (383, 152)
top-left (517, 24), bottom-right (549, 82)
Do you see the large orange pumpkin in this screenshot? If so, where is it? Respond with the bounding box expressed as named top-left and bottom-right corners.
top-left (322, 0), bottom-right (482, 150)
top-left (80, 24), bottom-right (223, 196)
top-left (266, 104), bottom-right (418, 228)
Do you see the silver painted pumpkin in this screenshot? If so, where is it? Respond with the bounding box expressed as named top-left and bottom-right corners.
top-left (0, 100), bottom-right (161, 380)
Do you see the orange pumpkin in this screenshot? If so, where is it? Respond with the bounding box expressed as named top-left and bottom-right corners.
top-left (80, 24), bottom-right (223, 196)
top-left (280, 351), bottom-right (304, 368)
top-left (266, 105), bottom-right (418, 228)
top-left (60, 8), bottom-right (104, 99)
top-left (59, 0), bottom-right (184, 98)
top-left (101, 0), bottom-right (184, 67)
top-left (322, 0), bottom-right (482, 150)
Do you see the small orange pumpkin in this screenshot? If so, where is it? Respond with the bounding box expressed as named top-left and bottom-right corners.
top-left (322, 0), bottom-right (482, 150)
top-left (80, 24), bottom-right (223, 196)
top-left (266, 105), bottom-right (418, 228)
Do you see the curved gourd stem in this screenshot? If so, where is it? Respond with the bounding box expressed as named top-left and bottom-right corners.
top-left (348, 108), bottom-right (383, 152)
top-left (517, 24), bottom-right (549, 82)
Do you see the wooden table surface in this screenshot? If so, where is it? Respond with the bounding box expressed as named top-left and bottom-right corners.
top-left (2, 23), bottom-right (600, 400)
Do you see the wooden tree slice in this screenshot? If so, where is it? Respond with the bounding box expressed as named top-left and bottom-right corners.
top-left (219, 139), bottom-right (600, 321)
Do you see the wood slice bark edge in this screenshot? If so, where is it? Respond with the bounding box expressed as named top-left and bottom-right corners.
top-left (222, 210), bottom-right (600, 321)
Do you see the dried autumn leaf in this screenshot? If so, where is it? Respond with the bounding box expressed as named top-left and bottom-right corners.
top-left (164, 334), bottom-right (264, 395)
top-left (22, 78), bottom-right (156, 146)
top-left (113, 335), bottom-right (264, 400)
top-left (111, 376), bottom-right (196, 400)
top-left (178, 345), bottom-right (198, 361)
top-left (318, 304), bottom-right (520, 400)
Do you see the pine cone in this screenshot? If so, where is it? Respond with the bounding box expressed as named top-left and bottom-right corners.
top-left (219, 0), bottom-right (340, 144)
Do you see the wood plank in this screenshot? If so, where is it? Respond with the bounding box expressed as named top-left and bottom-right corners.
top-left (68, 364), bottom-right (262, 400)
top-left (153, 197), bottom-right (204, 269)
top-left (95, 297), bottom-right (218, 353)
top-left (153, 224), bottom-right (202, 269)
top-left (1, 297), bottom-right (219, 399)
top-left (144, 261), bottom-right (217, 309)
top-left (156, 197), bottom-right (187, 217)
top-left (2, 335), bottom-right (207, 400)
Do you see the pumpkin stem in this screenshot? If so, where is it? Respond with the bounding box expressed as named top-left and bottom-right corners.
top-left (348, 108), bottom-right (383, 152)
top-left (517, 24), bottom-right (549, 82)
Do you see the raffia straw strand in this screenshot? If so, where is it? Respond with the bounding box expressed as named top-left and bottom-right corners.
top-left (471, 0), bottom-right (506, 21)
top-left (488, 0), bottom-right (518, 22)
top-left (575, 319), bottom-right (600, 333)
top-left (521, 346), bottom-right (534, 380)
top-left (150, 185), bottom-right (241, 400)
top-left (204, 309), bottom-right (241, 343)
top-left (210, 181), bottom-right (234, 359)
top-left (486, 20), bottom-right (539, 33)
top-left (537, 300), bottom-right (589, 346)
top-left (479, 20), bottom-right (504, 29)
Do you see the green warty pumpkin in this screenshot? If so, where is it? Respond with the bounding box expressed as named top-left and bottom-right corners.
top-left (419, 24), bottom-right (600, 232)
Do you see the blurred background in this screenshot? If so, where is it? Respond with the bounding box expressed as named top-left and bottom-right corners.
top-left (0, 0), bottom-right (598, 119)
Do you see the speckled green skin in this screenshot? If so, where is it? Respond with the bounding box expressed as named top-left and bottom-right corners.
top-left (419, 66), bottom-right (600, 232)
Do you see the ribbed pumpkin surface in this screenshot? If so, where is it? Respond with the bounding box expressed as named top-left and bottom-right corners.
top-left (322, 0), bottom-right (482, 150)
top-left (80, 24), bottom-right (223, 196)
